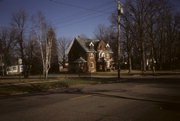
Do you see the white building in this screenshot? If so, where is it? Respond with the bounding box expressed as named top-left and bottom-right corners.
top-left (6, 65), bottom-right (23, 75)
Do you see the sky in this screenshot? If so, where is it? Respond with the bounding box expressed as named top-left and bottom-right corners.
top-left (0, 0), bottom-right (179, 39)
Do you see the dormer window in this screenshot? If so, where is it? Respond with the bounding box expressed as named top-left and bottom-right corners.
top-left (89, 42), bottom-right (94, 47)
top-left (89, 42), bottom-right (94, 50)
top-left (106, 43), bottom-right (110, 48)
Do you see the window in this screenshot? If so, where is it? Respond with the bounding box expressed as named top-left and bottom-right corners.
top-left (107, 61), bottom-right (110, 68)
top-left (90, 62), bottom-right (94, 68)
top-left (13, 66), bottom-right (17, 70)
top-left (20, 65), bottom-right (23, 72)
top-left (106, 53), bottom-right (109, 58)
top-left (100, 52), bottom-right (105, 58)
top-left (89, 42), bottom-right (94, 47)
top-left (106, 43), bottom-right (110, 48)
top-left (89, 53), bottom-right (94, 58)
top-left (89, 42), bottom-right (94, 50)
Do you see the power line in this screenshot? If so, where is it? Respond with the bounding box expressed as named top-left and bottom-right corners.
top-left (49, 0), bottom-right (113, 14)
top-left (50, 0), bottom-right (114, 24)
top-left (54, 11), bottom-right (112, 29)
top-left (49, 0), bottom-right (116, 28)
top-left (51, 6), bottom-right (113, 26)
top-left (48, 0), bottom-right (116, 35)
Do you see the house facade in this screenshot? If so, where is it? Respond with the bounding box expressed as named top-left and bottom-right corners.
top-left (68, 36), bottom-right (114, 72)
top-left (6, 65), bottom-right (23, 75)
top-left (6, 58), bottom-right (23, 75)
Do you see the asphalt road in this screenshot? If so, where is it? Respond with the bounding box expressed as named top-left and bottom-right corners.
top-left (0, 77), bottom-right (180, 121)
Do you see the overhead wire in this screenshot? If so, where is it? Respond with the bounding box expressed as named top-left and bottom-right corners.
top-left (49, 0), bottom-right (115, 23)
top-left (49, 0), bottom-right (113, 14)
top-left (52, 14), bottom-right (114, 29)
top-left (55, 10), bottom-right (113, 29)
top-left (48, 0), bottom-right (116, 29)
top-left (52, 6), bottom-right (114, 26)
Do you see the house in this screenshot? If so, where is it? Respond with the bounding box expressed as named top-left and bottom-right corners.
top-left (6, 65), bottom-right (23, 75)
top-left (68, 36), bottom-right (114, 72)
top-left (6, 58), bottom-right (23, 75)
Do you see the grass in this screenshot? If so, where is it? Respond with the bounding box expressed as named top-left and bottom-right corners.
top-left (94, 70), bottom-right (180, 75)
top-left (0, 77), bottom-right (115, 96)
top-left (0, 81), bottom-right (67, 95)
top-left (0, 70), bottom-right (180, 96)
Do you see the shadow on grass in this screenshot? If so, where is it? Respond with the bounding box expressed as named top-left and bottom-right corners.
top-left (70, 77), bottom-right (180, 84)
top-left (0, 81), bottom-right (69, 96)
top-left (0, 77), bottom-right (110, 97)
top-left (0, 76), bottom-right (180, 98)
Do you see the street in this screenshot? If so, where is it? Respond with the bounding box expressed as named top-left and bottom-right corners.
top-left (0, 77), bottom-right (180, 121)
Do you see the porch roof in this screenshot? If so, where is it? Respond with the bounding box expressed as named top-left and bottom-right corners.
top-left (74, 57), bottom-right (87, 63)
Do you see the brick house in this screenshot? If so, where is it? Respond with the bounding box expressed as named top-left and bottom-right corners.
top-left (68, 36), bottom-right (114, 72)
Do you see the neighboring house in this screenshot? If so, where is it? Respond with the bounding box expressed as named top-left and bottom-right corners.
top-left (6, 58), bottom-right (23, 75)
top-left (6, 65), bottom-right (23, 75)
top-left (68, 36), bottom-right (114, 72)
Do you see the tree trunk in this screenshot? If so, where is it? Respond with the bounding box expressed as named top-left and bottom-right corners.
top-left (141, 40), bottom-right (146, 73)
top-left (128, 53), bottom-right (132, 73)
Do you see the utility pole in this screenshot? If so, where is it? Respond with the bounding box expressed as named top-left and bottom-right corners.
top-left (117, 0), bottom-right (121, 80)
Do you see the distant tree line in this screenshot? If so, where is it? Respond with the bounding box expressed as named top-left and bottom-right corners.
top-left (94, 0), bottom-right (180, 73)
top-left (0, 9), bottom-right (64, 79)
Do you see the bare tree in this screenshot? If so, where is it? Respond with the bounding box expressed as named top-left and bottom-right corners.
top-left (94, 24), bottom-right (117, 65)
top-left (94, 24), bottom-right (108, 41)
top-left (33, 12), bottom-right (54, 79)
top-left (130, 0), bottom-right (149, 72)
top-left (11, 9), bottom-right (28, 77)
top-left (121, 16), bottom-right (134, 73)
top-left (0, 26), bottom-right (16, 75)
top-left (24, 29), bottom-right (41, 75)
top-left (94, 24), bottom-right (116, 43)
top-left (49, 29), bottom-right (59, 73)
top-left (58, 37), bottom-right (70, 67)
top-left (120, 0), bottom-right (161, 72)
top-left (121, 0), bottom-right (180, 71)
top-left (109, 0), bottom-right (180, 72)
top-left (152, 0), bottom-right (180, 70)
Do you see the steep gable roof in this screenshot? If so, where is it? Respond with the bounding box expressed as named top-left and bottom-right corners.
top-left (96, 40), bottom-right (113, 53)
top-left (66, 39), bottom-right (74, 55)
top-left (68, 36), bottom-right (113, 54)
top-left (75, 36), bottom-right (99, 52)
top-left (74, 57), bottom-right (87, 63)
